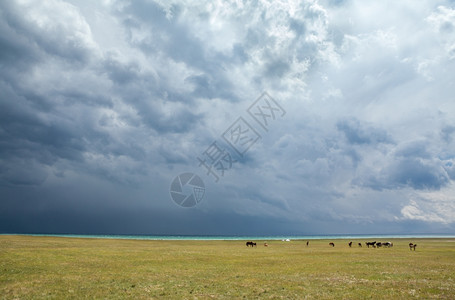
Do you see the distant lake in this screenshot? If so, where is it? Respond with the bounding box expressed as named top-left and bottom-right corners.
top-left (2, 233), bottom-right (455, 240)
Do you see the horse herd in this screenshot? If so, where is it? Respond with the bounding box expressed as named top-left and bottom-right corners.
top-left (330, 241), bottom-right (418, 250)
top-left (363, 241), bottom-right (393, 248)
top-left (328, 241), bottom-right (394, 248)
top-left (246, 240), bottom-right (418, 250)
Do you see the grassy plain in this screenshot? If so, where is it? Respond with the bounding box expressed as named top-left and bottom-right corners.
top-left (1, 235), bottom-right (454, 299)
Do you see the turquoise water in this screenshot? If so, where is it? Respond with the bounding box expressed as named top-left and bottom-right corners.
top-left (2, 233), bottom-right (454, 241)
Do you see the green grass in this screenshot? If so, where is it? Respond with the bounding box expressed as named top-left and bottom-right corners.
top-left (1, 236), bottom-right (455, 299)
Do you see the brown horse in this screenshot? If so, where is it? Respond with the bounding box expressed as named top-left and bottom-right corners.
top-left (246, 241), bottom-right (255, 247)
top-left (329, 242), bottom-right (335, 247)
top-left (365, 241), bottom-right (376, 248)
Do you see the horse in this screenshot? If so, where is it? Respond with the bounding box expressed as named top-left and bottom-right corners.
top-left (365, 241), bottom-right (376, 248)
top-left (246, 241), bottom-right (256, 247)
top-left (264, 243), bottom-right (268, 247)
top-left (409, 243), bottom-right (417, 251)
top-left (306, 241), bottom-right (309, 246)
top-left (348, 241), bottom-right (353, 247)
top-left (383, 242), bottom-right (393, 248)
top-left (358, 243), bottom-right (362, 247)
top-left (329, 242), bottom-right (335, 247)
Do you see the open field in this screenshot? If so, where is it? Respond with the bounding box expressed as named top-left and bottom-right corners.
top-left (1, 236), bottom-right (455, 299)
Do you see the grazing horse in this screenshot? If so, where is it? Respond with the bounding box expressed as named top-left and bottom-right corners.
top-left (376, 242), bottom-right (383, 248)
top-left (306, 241), bottom-right (309, 246)
top-left (264, 243), bottom-right (268, 247)
top-left (409, 243), bottom-right (417, 251)
top-left (365, 241), bottom-right (376, 248)
top-left (358, 243), bottom-right (362, 247)
top-left (383, 242), bottom-right (393, 248)
top-left (329, 242), bottom-right (335, 247)
top-left (246, 241), bottom-right (254, 247)
top-left (348, 241), bottom-right (353, 247)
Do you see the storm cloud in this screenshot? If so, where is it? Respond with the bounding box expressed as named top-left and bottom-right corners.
top-left (1, 0), bottom-right (454, 235)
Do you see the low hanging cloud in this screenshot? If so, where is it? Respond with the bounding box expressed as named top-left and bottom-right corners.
top-left (401, 184), bottom-right (455, 224)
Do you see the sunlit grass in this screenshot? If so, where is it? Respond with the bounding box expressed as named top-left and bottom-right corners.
top-left (1, 236), bottom-right (454, 299)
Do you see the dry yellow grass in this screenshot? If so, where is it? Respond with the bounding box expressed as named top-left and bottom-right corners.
top-left (1, 235), bottom-right (455, 299)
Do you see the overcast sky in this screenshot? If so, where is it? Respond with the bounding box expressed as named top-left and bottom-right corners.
top-left (1, 0), bottom-right (455, 235)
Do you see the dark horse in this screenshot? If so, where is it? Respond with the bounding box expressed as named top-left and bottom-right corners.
top-left (329, 242), bottom-right (335, 247)
top-left (409, 243), bottom-right (417, 251)
top-left (348, 241), bottom-right (353, 247)
top-left (365, 241), bottom-right (376, 248)
top-left (246, 241), bottom-right (257, 247)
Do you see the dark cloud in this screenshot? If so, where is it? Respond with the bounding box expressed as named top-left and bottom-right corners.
top-left (441, 125), bottom-right (455, 143)
top-left (231, 43), bottom-right (249, 64)
top-left (0, 159), bottom-right (48, 186)
top-left (337, 119), bottom-right (393, 145)
top-left (264, 60), bottom-right (291, 78)
top-left (289, 18), bottom-right (306, 36)
top-left (102, 58), bottom-right (140, 85)
top-left (444, 161), bottom-right (455, 180)
top-left (389, 158), bottom-right (450, 190)
top-left (356, 142), bottom-right (451, 191)
top-left (118, 0), bottom-right (239, 102)
top-left (0, 2), bottom-right (92, 67)
top-left (394, 141), bottom-right (431, 159)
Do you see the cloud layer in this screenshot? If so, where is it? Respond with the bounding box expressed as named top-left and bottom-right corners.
top-left (1, 0), bottom-right (454, 235)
